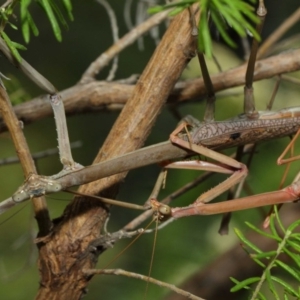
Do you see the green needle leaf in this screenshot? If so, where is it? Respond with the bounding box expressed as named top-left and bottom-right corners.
top-left (0, 32), bottom-right (22, 62)
top-left (234, 228), bottom-right (263, 253)
top-left (283, 248), bottom-right (300, 268)
top-left (20, 0), bottom-right (31, 43)
top-left (266, 270), bottom-right (280, 300)
top-left (245, 221), bottom-right (281, 241)
top-left (11, 41), bottom-right (27, 51)
top-left (287, 219), bottom-right (300, 232)
top-left (252, 251), bottom-right (277, 260)
top-left (271, 276), bottom-right (299, 297)
top-left (230, 277), bottom-right (260, 292)
top-left (50, 0), bottom-right (69, 31)
top-left (148, 0), bottom-right (260, 57)
top-left (275, 260), bottom-right (300, 281)
top-left (38, 0), bottom-right (62, 41)
top-left (286, 239), bottom-right (300, 252)
top-left (62, 0), bottom-right (74, 21)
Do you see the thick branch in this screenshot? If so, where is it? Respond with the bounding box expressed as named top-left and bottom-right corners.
top-left (36, 6), bottom-right (200, 299)
top-left (1, 48), bottom-right (300, 134)
top-left (0, 87), bottom-right (51, 235)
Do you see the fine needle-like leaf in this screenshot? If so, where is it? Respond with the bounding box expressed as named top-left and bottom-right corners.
top-left (269, 213), bottom-right (281, 240)
top-left (20, 0), bottom-right (31, 43)
top-left (271, 276), bottom-right (299, 297)
top-left (252, 250), bottom-right (277, 260)
top-left (38, 0), bottom-right (62, 41)
top-left (230, 277), bottom-right (260, 292)
top-left (11, 41), bottom-right (27, 51)
top-left (275, 260), bottom-right (300, 281)
top-left (286, 218), bottom-right (300, 232)
top-left (266, 270), bottom-right (280, 300)
top-left (286, 239), bottom-right (300, 253)
top-left (210, 9), bottom-right (236, 48)
top-left (234, 228), bottom-right (263, 253)
top-left (27, 13), bottom-right (39, 37)
top-left (245, 221), bottom-right (281, 241)
top-left (62, 0), bottom-right (74, 21)
top-left (49, 0), bottom-right (69, 31)
top-left (283, 248), bottom-right (300, 269)
top-left (148, 0), bottom-right (259, 57)
top-left (289, 232), bottom-right (300, 242)
top-left (0, 31), bottom-right (22, 62)
top-left (257, 292), bottom-right (267, 300)
top-left (274, 205), bottom-right (286, 233)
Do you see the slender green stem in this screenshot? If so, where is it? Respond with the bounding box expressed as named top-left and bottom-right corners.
top-left (250, 227), bottom-right (291, 299)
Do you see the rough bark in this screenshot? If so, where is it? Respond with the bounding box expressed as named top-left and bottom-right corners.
top-left (35, 5), bottom-right (200, 299)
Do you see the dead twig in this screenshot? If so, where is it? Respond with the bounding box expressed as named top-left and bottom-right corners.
top-left (0, 87), bottom-right (51, 235)
top-left (84, 268), bottom-right (205, 300)
top-left (80, 9), bottom-right (171, 83)
top-left (1, 48), bottom-right (300, 134)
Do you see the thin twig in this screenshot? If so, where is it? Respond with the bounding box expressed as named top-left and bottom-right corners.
top-left (0, 72), bottom-right (9, 89)
top-left (281, 74), bottom-right (300, 85)
top-left (244, 0), bottom-right (267, 118)
top-left (0, 87), bottom-right (51, 235)
top-left (48, 95), bottom-right (83, 176)
top-left (96, 0), bottom-right (119, 81)
top-left (90, 228), bottom-right (145, 250)
top-left (64, 189), bottom-right (146, 211)
top-left (80, 9), bottom-right (171, 83)
top-left (123, 172), bottom-right (214, 231)
top-left (0, 38), bottom-right (56, 94)
top-left (83, 268), bottom-right (205, 300)
top-left (0, 141), bottom-right (82, 166)
top-left (257, 6), bottom-right (300, 59)
top-left (124, 0), bottom-right (134, 30)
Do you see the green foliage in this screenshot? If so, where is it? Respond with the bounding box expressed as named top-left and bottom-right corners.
top-left (0, 0), bottom-right (73, 61)
top-left (0, 31), bottom-right (27, 61)
top-left (148, 0), bottom-right (260, 58)
top-left (37, 0), bottom-right (71, 42)
top-left (5, 74), bottom-right (31, 105)
top-left (231, 206), bottom-right (300, 300)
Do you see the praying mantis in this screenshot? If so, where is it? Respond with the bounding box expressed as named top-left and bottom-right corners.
top-left (1, 1), bottom-right (300, 299)
top-left (1, 1), bottom-right (299, 220)
top-left (0, 105), bottom-right (299, 214)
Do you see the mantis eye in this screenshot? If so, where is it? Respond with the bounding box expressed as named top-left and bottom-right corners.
top-left (12, 190), bottom-right (29, 203)
top-left (150, 199), bottom-right (172, 222)
top-left (45, 181), bottom-right (62, 193)
top-left (158, 204), bottom-right (171, 216)
top-left (156, 204), bottom-right (172, 222)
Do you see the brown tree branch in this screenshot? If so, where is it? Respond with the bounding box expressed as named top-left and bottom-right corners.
top-left (0, 87), bottom-right (51, 236)
top-left (84, 268), bottom-right (205, 300)
top-left (1, 48), bottom-right (299, 134)
top-left (35, 5), bottom-right (201, 299)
